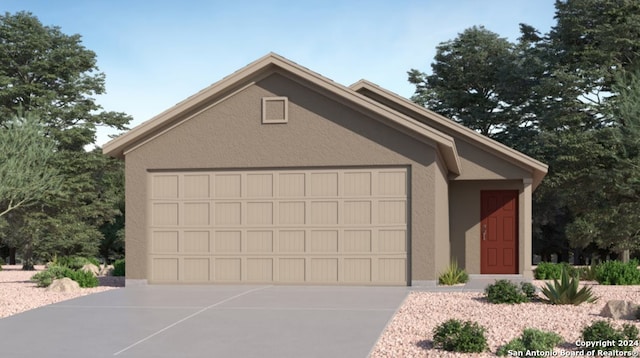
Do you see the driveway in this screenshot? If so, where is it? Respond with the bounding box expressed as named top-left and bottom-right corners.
top-left (0, 285), bottom-right (408, 358)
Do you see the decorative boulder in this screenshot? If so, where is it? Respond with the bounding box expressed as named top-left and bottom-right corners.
top-left (81, 263), bottom-right (100, 277)
top-left (99, 265), bottom-right (114, 276)
top-left (46, 278), bottom-right (80, 293)
top-left (600, 300), bottom-right (639, 320)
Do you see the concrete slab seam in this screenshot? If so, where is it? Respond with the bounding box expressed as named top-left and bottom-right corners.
top-left (112, 285), bottom-right (272, 356)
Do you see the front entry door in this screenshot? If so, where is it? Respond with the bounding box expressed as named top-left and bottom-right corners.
top-left (481, 190), bottom-right (518, 274)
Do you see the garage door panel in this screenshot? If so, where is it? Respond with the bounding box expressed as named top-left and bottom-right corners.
top-left (183, 202), bottom-right (210, 226)
top-left (215, 202), bottom-right (241, 225)
top-left (152, 231), bottom-right (179, 253)
top-left (310, 258), bottom-right (338, 282)
top-left (246, 231), bottom-right (273, 253)
top-left (215, 231), bottom-right (241, 252)
top-left (344, 230), bottom-right (372, 252)
top-left (183, 231), bottom-right (210, 253)
top-left (183, 175), bottom-right (210, 198)
top-left (279, 201), bottom-right (305, 225)
top-left (310, 230), bottom-right (338, 252)
top-left (215, 258), bottom-right (241, 281)
top-left (246, 202), bottom-right (273, 225)
top-left (247, 258), bottom-right (273, 281)
top-left (279, 231), bottom-right (305, 252)
top-left (149, 167), bottom-right (408, 285)
top-left (152, 203), bottom-right (178, 226)
top-left (184, 258), bottom-right (210, 282)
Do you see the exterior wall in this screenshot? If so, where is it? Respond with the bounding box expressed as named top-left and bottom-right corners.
top-left (124, 73), bottom-right (440, 283)
top-left (449, 179), bottom-right (533, 278)
top-left (454, 140), bottom-right (531, 181)
top-left (432, 157), bottom-right (450, 280)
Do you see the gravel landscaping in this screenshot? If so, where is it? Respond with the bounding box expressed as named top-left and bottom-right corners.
top-left (371, 282), bottom-right (640, 357)
top-left (3, 266), bottom-right (640, 357)
top-left (0, 265), bottom-right (123, 319)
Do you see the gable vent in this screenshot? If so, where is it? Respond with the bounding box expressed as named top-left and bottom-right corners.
top-left (262, 97), bottom-right (288, 124)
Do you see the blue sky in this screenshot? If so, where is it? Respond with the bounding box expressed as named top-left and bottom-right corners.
top-left (4, 0), bottom-right (557, 147)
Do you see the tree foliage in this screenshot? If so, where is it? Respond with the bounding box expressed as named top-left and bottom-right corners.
top-left (0, 114), bottom-right (63, 217)
top-left (0, 12), bottom-right (130, 267)
top-left (409, 0), bottom-right (640, 257)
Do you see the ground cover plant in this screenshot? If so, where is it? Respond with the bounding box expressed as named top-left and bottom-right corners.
top-left (594, 260), bottom-right (640, 285)
top-left (497, 328), bottom-right (562, 356)
top-left (31, 256), bottom-right (99, 288)
top-left (432, 319), bottom-right (488, 353)
top-left (581, 321), bottom-right (639, 353)
top-left (484, 280), bottom-right (531, 304)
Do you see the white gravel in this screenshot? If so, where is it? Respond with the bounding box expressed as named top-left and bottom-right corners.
top-left (371, 282), bottom-right (640, 357)
top-left (0, 265), bottom-right (123, 319)
top-left (3, 267), bottom-right (639, 356)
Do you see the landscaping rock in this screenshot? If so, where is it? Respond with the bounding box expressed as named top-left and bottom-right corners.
top-left (99, 265), bottom-right (114, 276)
top-left (81, 263), bottom-right (100, 277)
top-left (45, 278), bottom-right (80, 293)
top-left (600, 300), bottom-right (639, 320)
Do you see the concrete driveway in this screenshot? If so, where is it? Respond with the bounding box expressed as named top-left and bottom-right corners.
top-left (0, 285), bottom-right (408, 358)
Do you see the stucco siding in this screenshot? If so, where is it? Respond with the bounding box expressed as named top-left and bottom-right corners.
top-left (124, 73), bottom-right (440, 283)
top-left (454, 140), bottom-right (531, 181)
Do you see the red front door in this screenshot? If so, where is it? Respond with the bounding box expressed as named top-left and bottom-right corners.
top-left (481, 190), bottom-right (518, 274)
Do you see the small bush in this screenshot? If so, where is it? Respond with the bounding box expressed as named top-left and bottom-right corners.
top-left (497, 328), bottom-right (562, 356)
top-left (56, 256), bottom-right (100, 270)
top-left (594, 260), bottom-right (640, 285)
top-left (432, 319), bottom-right (488, 353)
top-left (484, 280), bottom-right (529, 304)
top-left (31, 265), bottom-right (73, 287)
top-left (581, 320), bottom-right (639, 352)
top-left (67, 269), bottom-right (98, 288)
top-left (113, 259), bottom-right (125, 277)
top-left (539, 266), bottom-right (597, 305)
top-left (520, 282), bottom-right (538, 300)
top-left (30, 264), bottom-right (98, 288)
top-left (534, 262), bottom-right (580, 280)
top-left (438, 260), bottom-right (469, 285)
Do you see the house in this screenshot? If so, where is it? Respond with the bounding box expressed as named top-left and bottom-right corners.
top-left (103, 53), bottom-right (548, 286)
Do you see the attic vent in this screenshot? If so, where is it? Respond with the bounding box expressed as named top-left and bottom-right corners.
top-left (262, 97), bottom-right (288, 124)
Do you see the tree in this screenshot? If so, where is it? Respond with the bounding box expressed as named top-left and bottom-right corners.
top-left (0, 114), bottom-right (63, 217)
top-left (408, 26), bottom-right (525, 138)
top-left (0, 12), bottom-right (130, 267)
top-left (408, 0), bottom-right (640, 259)
top-left (0, 11), bottom-right (130, 150)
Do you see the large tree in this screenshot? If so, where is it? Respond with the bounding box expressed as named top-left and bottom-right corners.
top-left (409, 0), bottom-right (640, 260)
top-left (0, 12), bottom-right (130, 267)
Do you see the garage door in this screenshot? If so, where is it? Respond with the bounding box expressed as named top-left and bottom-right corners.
top-left (148, 168), bottom-right (408, 285)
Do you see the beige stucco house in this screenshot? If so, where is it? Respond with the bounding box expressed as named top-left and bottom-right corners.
top-left (103, 53), bottom-right (547, 286)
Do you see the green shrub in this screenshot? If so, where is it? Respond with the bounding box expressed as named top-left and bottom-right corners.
top-left (534, 262), bottom-right (580, 280)
top-left (581, 321), bottom-right (639, 352)
top-left (484, 280), bottom-right (529, 304)
top-left (497, 328), bottom-right (562, 356)
top-left (31, 265), bottom-right (74, 287)
top-left (539, 266), bottom-right (597, 305)
top-left (594, 260), bottom-right (640, 285)
top-left (576, 263), bottom-right (598, 281)
top-left (432, 319), bottom-right (488, 353)
top-left (113, 259), bottom-right (125, 277)
top-left (30, 264), bottom-right (98, 288)
top-left (67, 269), bottom-right (98, 288)
top-left (56, 256), bottom-right (100, 270)
top-left (438, 260), bottom-right (469, 285)
top-left (520, 282), bottom-right (537, 300)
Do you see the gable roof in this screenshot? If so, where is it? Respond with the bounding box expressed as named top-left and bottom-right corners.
top-left (103, 53), bottom-right (461, 175)
top-left (103, 53), bottom-right (547, 187)
top-left (350, 80), bottom-right (548, 189)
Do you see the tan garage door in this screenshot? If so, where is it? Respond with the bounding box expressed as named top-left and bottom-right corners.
top-left (148, 167), bottom-right (408, 285)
